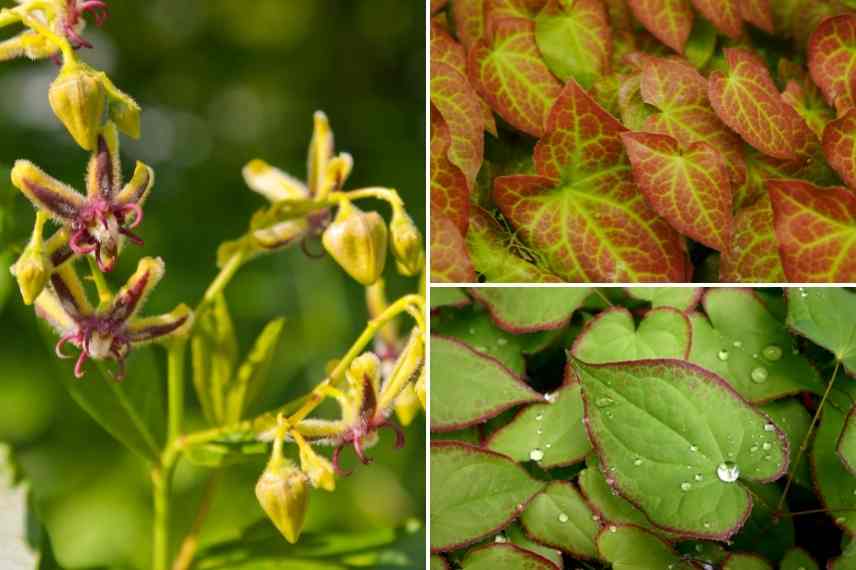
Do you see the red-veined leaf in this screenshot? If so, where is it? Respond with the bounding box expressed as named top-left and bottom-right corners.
top-left (430, 104), bottom-right (469, 234)
top-left (432, 0), bottom-right (448, 15)
top-left (451, 0), bottom-right (487, 50)
top-left (768, 178), bottom-right (856, 282)
top-left (622, 131), bottom-right (733, 251)
top-left (431, 61), bottom-right (485, 190)
top-left (494, 80), bottom-right (688, 282)
top-left (488, 0), bottom-right (544, 20)
top-left (719, 194), bottom-right (785, 283)
top-left (690, 0), bottom-right (742, 39)
top-left (779, 59), bottom-right (835, 139)
top-left (469, 18), bottom-right (562, 137)
top-left (431, 214), bottom-right (477, 283)
top-left (823, 107), bottom-right (856, 190)
top-left (534, 0), bottom-right (612, 89)
top-left (626, 0), bottom-right (693, 53)
top-left (740, 0), bottom-right (774, 34)
top-left (808, 14), bottom-right (856, 111)
top-left (709, 48), bottom-right (808, 161)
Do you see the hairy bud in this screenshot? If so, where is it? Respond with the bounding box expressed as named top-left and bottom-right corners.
top-left (299, 445), bottom-right (336, 492)
top-left (255, 457), bottom-right (309, 544)
top-left (48, 62), bottom-right (107, 151)
top-left (322, 202), bottom-right (388, 285)
top-left (389, 208), bottom-right (424, 277)
top-left (10, 246), bottom-right (50, 305)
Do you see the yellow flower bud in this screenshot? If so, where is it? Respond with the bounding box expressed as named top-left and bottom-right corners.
top-left (394, 384), bottom-right (421, 427)
top-left (299, 445), bottom-right (336, 492)
top-left (255, 457), bottom-right (309, 544)
top-left (347, 352), bottom-right (382, 390)
top-left (48, 62), bottom-right (107, 151)
top-left (10, 246), bottom-right (50, 305)
top-left (322, 202), bottom-right (388, 285)
top-left (389, 208), bottom-right (424, 277)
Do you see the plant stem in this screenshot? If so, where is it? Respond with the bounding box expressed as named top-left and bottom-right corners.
top-left (167, 341), bottom-right (187, 443)
top-left (172, 471), bottom-right (222, 570)
top-left (152, 465), bottom-right (171, 570)
top-left (86, 255), bottom-right (113, 308)
top-left (201, 250), bottom-right (245, 306)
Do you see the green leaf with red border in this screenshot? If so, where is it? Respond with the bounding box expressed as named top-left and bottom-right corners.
top-left (808, 14), bottom-right (856, 111)
top-left (839, 404), bottom-right (856, 476)
top-left (598, 525), bottom-right (694, 570)
top-left (469, 18), bottom-right (562, 137)
top-left (722, 554), bottom-right (773, 570)
top-left (627, 0), bottom-right (694, 53)
top-left (812, 406), bottom-right (856, 536)
top-left (534, 0), bottom-right (611, 89)
top-left (719, 195), bottom-right (786, 283)
top-left (494, 80), bottom-right (688, 282)
top-left (767, 178), bottom-right (856, 282)
top-left (690, 0), bottom-right (742, 39)
top-left (470, 286), bottom-right (591, 332)
top-left (520, 481), bottom-right (600, 558)
top-left (430, 104), bottom-right (469, 233)
top-left (431, 214), bottom-right (477, 283)
top-left (460, 543), bottom-right (559, 570)
top-left (709, 48), bottom-right (809, 161)
top-left (622, 131), bottom-right (733, 251)
top-left (823, 107), bottom-right (856, 189)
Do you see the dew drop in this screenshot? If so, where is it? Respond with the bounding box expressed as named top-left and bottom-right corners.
top-left (544, 392), bottom-right (557, 403)
top-left (592, 514), bottom-right (601, 522)
top-left (634, 458), bottom-right (643, 466)
top-left (733, 340), bottom-right (743, 348)
top-left (703, 521), bottom-right (711, 529)
top-left (468, 328), bottom-right (476, 335)
top-left (836, 516), bottom-right (846, 524)
top-left (680, 482), bottom-right (692, 491)
top-left (475, 345), bottom-right (487, 353)
top-left (689, 445), bottom-right (698, 452)
top-left (762, 442), bottom-right (772, 451)
top-left (545, 443), bottom-right (552, 449)
top-left (608, 525), bottom-right (617, 533)
top-left (595, 397), bottom-right (614, 407)
top-left (535, 413), bottom-right (544, 421)
top-left (799, 287), bottom-right (808, 298)
top-left (494, 535), bottom-right (507, 543)
top-left (694, 473), bottom-right (703, 482)
top-left (764, 423), bottom-right (775, 432)
top-left (749, 445), bottom-right (759, 453)
top-left (529, 448), bottom-right (544, 462)
top-left (717, 349), bottom-right (729, 361)
top-left (536, 428), bottom-right (543, 435)
top-left (762, 344), bottom-right (783, 361)
top-left (717, 461), bottom-right (740, 483)
top-left (497, 338), bottom-right (508, 346)
top-left (750, 366), bottom-right (769, 383)
top-left (558, 513), bottom-right (569, 523)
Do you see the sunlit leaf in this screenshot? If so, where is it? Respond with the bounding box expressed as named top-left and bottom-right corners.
top-left (626, 0), bottom-right (694, 53)
top-left (520, 481), bottom-right (599, 558)
top-left (808, 14), bottom-right (856, 110)
top-left (470, 286), bottom-right (590, 332)
top-left (786, 287), bottom-right (856, 374)
top-left (597, 525), bottom-right (694, 569)
top-left (722, 553), bottom-right (773, 570)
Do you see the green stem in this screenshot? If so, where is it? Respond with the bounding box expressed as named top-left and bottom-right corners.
top-left (167, 341), bottom-right (187, 444)
top-left (152, 466), bottom-right (171, 570)
top-left (201, 250), bottom-right (245, 306)
top-left (86, 255), bottom-right (113, 309)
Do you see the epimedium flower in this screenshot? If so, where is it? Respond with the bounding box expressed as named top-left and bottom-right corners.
top-left (34, 256), bottom-right (192, 379)
top-left (0, 0), bottom-right (109, 61)
top-left (11, 122), bottom-right (154, 272)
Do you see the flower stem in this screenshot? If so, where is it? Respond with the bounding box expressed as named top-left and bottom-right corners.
top-left (167, 341), bottom-right (187, 443)
top-left (171, 471), bottom-right (222, 570)
top-left (152, 465), bottom-right (171, 570)
top-left (201, 250), bottom-right (245, 306)
top-left (86, 255), bottom-right (112, 309)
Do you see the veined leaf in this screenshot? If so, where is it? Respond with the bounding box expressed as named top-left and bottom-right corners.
top-left (691, 0), bottom-right (742, 39)
top-left (431, 441), bottom-right (545, 551)
top-left (811, 406), bottom-right (856, 535)
top-left (822, 108), bottom-right (856, 189)
top-left (709, 48), bottom-right (808, 161)
top-left (780, 548), bottom-right (819, 570)
top-left (470, 286), bottom-right (590, 332)
top-left (597, 525), bottom-right (694, 570)
top-left (224, 317), bottom-right (285, 423)
top-left (571, 358), bottom-right (789, 539)
top-left (780, 60), bottom-right (835, 139)
top-left (579, 461), bottom-right (658, 530)
top-left (505, 524), bottom-right (563, 568)
top-left (460, 543), bottom-right (559, 570)
top-left (808, 14), bottom-right (856, 110)
top-left (761, 399), bottom-right (812, 487)
top-left (626, 0), bottom-right (693, 53)
top-left (719, 195), bottom-right (786, 283)
top-left (451, 0), bottom-right (486, 50)
top-left (430, 334), bottom-right (541, 431)
top-left (722, 553), bottom-right (773, 570)
top-left (469, 18), bottom-right (562, 137)
top-left (488, 0), bottom-right (546, 21)
top-left (494, 80), bottom-right (688, 282)
top-left (430, 104), bottom-right (469, 234)
top-left (430, 287), bottom-right (471, 310)
top-left (534, 0), bottom-right (611, 89)
top-left (430, 213), bottom-right (477, 283)
top-left (767, 179), bottom-right (856, 282)
top-left (839, 404), bottom-right (856, 476)
top-left (520, 481), bottom-right (600, 558)
top-left (625, 286), bottom-right (702, 311)
top-left (622, 131), bottom-right (733, 251)
top-left (739, 0), bottom-right (773, 34)
top-left (786, 287), bottom-right (856, 374)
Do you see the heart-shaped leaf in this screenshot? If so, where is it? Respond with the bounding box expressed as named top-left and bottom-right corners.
top-left (470, 286), bottom-right (591, 332)
top-left (768, 179), bottom-right (856, 282)
top-left (625, 286), bottom-right (702, 311)
top-left (571, 358), bottom-right (789, 539)
top-left (572, 306), bottom-right (691, 363)
top-left (451, 0), bottom-right (486, 50)
top-left (534, 0), bottom-right (611, 88)
top-left (460, 543), bottom-right (559, 570)
top-left (688, 288), bottom-right (822, 403)
top-left (488, 384), bottom-right (591, 468)
top-left (626, 0), bottom-right (693, 53)
top-left (431, 441), bottom-right (545, 551)
top-left (469, 18), bottom-right (562, 137)
top-left (520, 481), bottom-right (600, 558)
top-left (622, 131), bottom-right (733, 251)
top-left (811, 407), bottom-right (856, 536)
top-left (780, 547), bottom-right (820, 570)
top-left (786, 287), bottom-right (856, 374)
top-left (722, 553), bottom-right (773, 570)
top-left (430, 287), bottom-right (471, 310)
top-left (839, 404), bottom-right (856, 476)
top-left (430, 104), bottom-right (469, 235)
top-left (578, 461), bottom-right (657, 531)
top-left (690, 0), bottom-right (742, 38)
top-left (740, 0), bottom-right (773, 33)
top-left (719, 195), bottom-right (785, 283)
top-left (430, 214), bottom-right (477, 283)
top-left (431, 334), bottom-right (542, 431)
top-left (597, 525), bottom-right (694, 570)
top-left (822, 108), bottom-right (856, 189)
top-left (809, 14), bottom-right (856, 110)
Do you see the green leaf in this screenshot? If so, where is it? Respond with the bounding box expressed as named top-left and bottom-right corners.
top-left (184, 434), bottom-right (268, 468)
top-left (224, 317), bottom-right (286, 423)
top-left (780, 548), bottom-right (819, 570)
top-left (689, 289), bottom-right (823, 403)
top-left (460, 543), bottom-right (558, 570)
top-left (430, 288), bottom-right (470, 310)
top-left (488, 384), bottom-right (591, 469)
top-left (625, 287), bottom-right (702, 311)
top-left (430, 335), bottom-right (542, 431)
top-left (430, 442), bottom-right (545, 551)
top-left (730, 481), bottom-right (794, 562)
top-left (430, 555), bottom-right (450, 570)
top-left (578, 460), bottom-right (656, 531)
top-left (572, 358), bottom-right (789, 539)
top-left (192, 293), bottom-right (239, 425)
top-left (787, 288), bottom-right (856, 375)
top-left (839, 404), bottom-right (856, 476)
top-left (761, 399), bottom-right (812, 487)
top-left (722, 553), bottom-right (773, 570)
top-left (470, 287), bottom-right (591, 333)
top-left (684, 18), bottom-right (718, 68)
top-left (520, 481), bottom-right (599, 558)
top-left (812, 406), bottom-right (856, 535)
top-left (597, 525), bottom-right (694, 570)
top-left (505, 524), bottom-right (563, 568)
top-left (571, 307), bottom-right (690, 363)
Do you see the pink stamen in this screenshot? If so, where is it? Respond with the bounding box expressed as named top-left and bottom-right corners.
top-left (64, 24), bottom-right (93, 49)
top-left (352, 437), bottom-right (373, 465)
top-left (332, 444), bottom-right (352, 476)
top-left (95, 246), bottom-right (115, 272)
top-left (80, 1), bottom-right (109, 26)
top-left (73, 349), bottom-right (89, 378)
top-left (55, 332), bottom-right (77, 359)
top-left (69, 229), bottom-right (97, 254)
top-left (116, 203), bottom-right (143, 229)
top-left (378, 421), bottom-right (406, 449)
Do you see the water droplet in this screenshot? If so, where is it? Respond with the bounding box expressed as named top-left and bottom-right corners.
top-left (694, 473), bottom-right (703, 482)
top-left (836, 516), bottom-right (846, 524)
top-left (750, 366), bottom-right (769, 383)
top-left (592, 514), bottom-right (601, 522)
top-left (750, 445), bottom-right (759, 453)
top-left (680, 482), bottom-right (691, 491)
top-left (689, 445), bottom-right (698, 452)
top-left (535, 413), bottom-right (544, 421)
top-left (497, 338), bottom-right (508, 346)
top-left (764, 423), bottom-right (775, 432)
top-left (703, 521), bottom-right (711, 529)
top-left (752, 353), bottom-right (759, 359)
top-left (799, 287), bottom-right (808, 298)
top-left (762, 345), bottom-right (782, 361)
top-left (717, 349), bottom-right (729, 361)
top-left (468, 328), bottom-right (476, 335)
top-left (558, 513), bottom-right (569, 523)
top-left (762, 442), bottom-right (772, 451)
top-left (544, 392), bottom-right (557, 403)
top-left (608, 525), bottom-right (617, 533)
top-left (717, 461), bottom-right (740, 483)
top-left (733, 340), bottom-right (743, 348)
top-left (634, 458), bottom-right (643, 466)
top-left (494, 535), bottom-right (507, 543)
top-left (545, 443), bottom-right (552, 449)
top-left (529, 448), bottom-right (544, 462)
top-left (536, 428), bottom-right (543, 435)
top-left (475, 345), bottom-right (487, 353)
top-left (595, 397), bottom-right (614, 407)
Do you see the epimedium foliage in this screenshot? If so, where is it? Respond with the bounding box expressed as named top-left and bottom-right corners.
top-left (0, 2), bottom-right (426, 568)
top-left (430, 286), bottom-right (856, 568)
top-left (431, 0), bottom-right (856, 283)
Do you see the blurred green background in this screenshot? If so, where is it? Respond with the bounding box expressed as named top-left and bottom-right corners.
top-left (0, 1), bottom-right (425, 568)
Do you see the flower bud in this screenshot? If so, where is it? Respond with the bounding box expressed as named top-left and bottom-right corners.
top-left (255, 457), bottom-right (309, 544)
top-left (378, 329), bottom-right (424, 412)
top-left (10, 246), bottom-right (50, 305)
top-left (322, 202), bottom-right (387, 285)
top-left (394, 384), bottom-right (421, 427)
top-left (299, 445), bottom-right (336, 492)
top-left (48, 62), bottom-right (107, 151)
top-left (347, 352), bottom-right (382, 392)
top-left (108, 95), bottom-right (141, 140)
top-left (389, 209), bottom-right (424, 277)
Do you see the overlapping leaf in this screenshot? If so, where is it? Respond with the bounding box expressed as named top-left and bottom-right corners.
top-left (720, 196), bottom-right (784, 283)
top-left (808, 14), bottom-right (856, 111)
top-left (767, 179), bottom-right (856, 282)
top-left (494, 80), bottom-right (688, 282)
top-left (739, 0), bottom-right (773, 34)
top-left (520, 481), bottom-right (600, 558)
top-left (839, 404), bottom-right (856, 476)
top-left (691, 0), bottom-right (742, 38)
top-left (780, 60), bottom-right (835, 139)
top-left (579, 461), bottom-right (658, 531)
top-left (622, 131), bottom-right (733, 251)
top-left (812, 407), bottom-right (856, 535)
top-left (625, 286), bottom-right (702, 311)
top-left (626, 0), bottom-right (694, 53)
top-left (823, 108), bottom-right (856, 189)
top-left (780, 548), bottom-right (819, 570)
top-left (470, 286), bottom-right (591, 332)
top-left (460, 543), bottom-right (559, 570)
top-left (723, 554), bottom-right (773, 570)
top-left (786, 287), bottom-right (856, 375)
top-left (597, 525), bottom-right (694, 570)
top-left (430, 105), bottom-right (469, 234)
top-left (451, 0), bottom-right (487, 50)
top-left (430, 214), bottom-right (477, 283)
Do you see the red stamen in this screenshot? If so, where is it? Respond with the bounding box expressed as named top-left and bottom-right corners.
top-left (116, 202), bottom-right (144, 229)
top-left (69, 229), bottom-right (97, 254)
top-left (332, 444), bottom-right (352, 476)
top-left (378, 421), bottom-right (406, 449)
top-left (73, 349), bottom-right (89, 378)
top-left (119, 227), bottom-right (144, 246)
top-left (352, 437), bottom-right (373, 465)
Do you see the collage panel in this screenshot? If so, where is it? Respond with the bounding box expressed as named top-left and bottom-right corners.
top-left (430, 286), bottom-right (856, 568)
top-left (430, 0), bottom-right (856, 284)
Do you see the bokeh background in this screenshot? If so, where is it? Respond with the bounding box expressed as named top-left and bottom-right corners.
top-left (0, 1), bottom-right (425, 568)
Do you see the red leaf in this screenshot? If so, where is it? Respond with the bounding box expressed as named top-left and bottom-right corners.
top-left (451, 0), bottom-right (487, 50)
top-left (469, 18), bottom-right (562, 137)
top-left (768, 179), bottom-right (856, 282)
top-left (719, 194), bottom-right (785, 283)
top-left (740, 0), bottom-right (774, 34)
top-left (690, 0), bottom-right (742, 39)
top-left (431, 214), bottom-right (478, 283)
top-left (488, 0), bottom-right (543, 20)
top-left (430, 104), bottom-right (470, 234)
top-left (809, 14), bottom-right (856, 111)
top-left (622, 131), bottom-right (733, 251)
top-left (431, 0), bottom-right (449, 15)
top-left (709, 48), bottom-right (808, 161)
top-left (823, 107), bottom-right (856, 190)
top-left (431, 61), bottom-right (485, 190)
top-left (626, 0), bottom-right (694, 53)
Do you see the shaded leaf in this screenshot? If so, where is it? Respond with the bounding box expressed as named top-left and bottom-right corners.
top-left (520, 481), bottom-right (600, 558)
top-left (597, 525), bottom-right (694, 570)
top-left (505, 524), bottom-right (563, 568)
top-left (839, 403), bottom-right (856, 476)
top-left (722, 553), bottom-right (773, 570)
top-left (470, 286), bottom-right (590, 332)
top-left (625, 286), bottom-right (702, 311)
top-left (460, 543), bottom-right (558, 570)
top-left (719, 195), bottom-right (785, 283)
top-left (690, 0), bottom-right (742, 38)
top-left (761, 399), bottom-right (812, 487)
top-left (579, 460), bottom-right (657, 531)
top-left (780, 548), bottom-right (819, 570)
top-left (626, 0), bottom-right (694, 53)
top-left (811, 406), bottom-right (856, 536)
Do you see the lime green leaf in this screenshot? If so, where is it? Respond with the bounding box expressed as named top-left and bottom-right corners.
top-left (811, 406), bottom-right (856, 535)
top-left (571, 306), bottom-right (691, 363)
top-left (572, 358), bottom-right (789, 539)
top-left (460, 543), bottom-right (558, 569)
top-left (625, 287), bottom-right (702, 311)
top-left (780, 548), bottom-right (819, 570)
top-left (520, 481), bottom-right (600, 558)
top-left (225, 317), bottom-right (285, 423)
top-left (722, 553), bottom-right (773, 570)
top-left (488, 384), bottom-right (591, 468)
top-left (431, 442), bottom-right (545, 551)
top-left (761, 399), bottom-right (812, 487)
top-left (786, 287), bottom-right (856, 374)
top-left (578, 460), bottom-right (657, 531)
top-left (431, 335), bottom-right (541, 431)
top-left (192, 293), bottom-right (238, 425)
top-left (597, 525), bottom-right (694, 570)
top-left (430, 287), bottom-right (470, 310)
top-left (839, 404), bottom-right (856, 476)
top-left (505, 524), bottom-right (563, 567)
top-left (470, 287), bottom-right (591, 332)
